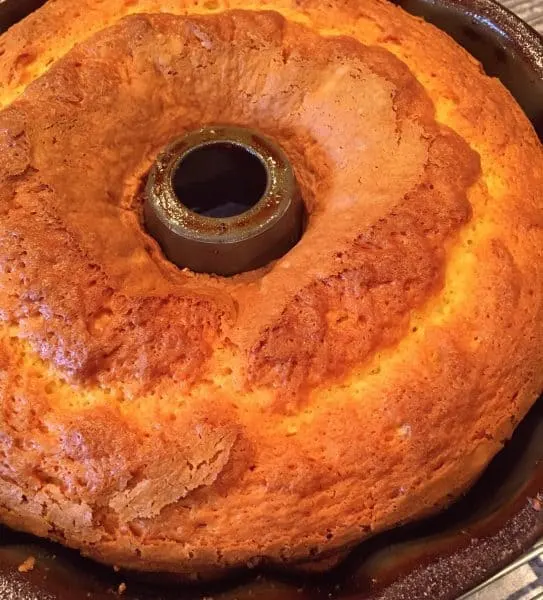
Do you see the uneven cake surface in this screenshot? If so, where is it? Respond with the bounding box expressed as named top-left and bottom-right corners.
top-left (0, 0), bottom-right (542, 575)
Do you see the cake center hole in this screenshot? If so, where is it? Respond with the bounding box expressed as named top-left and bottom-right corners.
top-left (172, 142), bottom-right (268, 218)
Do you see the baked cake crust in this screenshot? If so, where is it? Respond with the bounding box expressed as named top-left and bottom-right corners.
top-left (0, 0), bottom-right (541, 576)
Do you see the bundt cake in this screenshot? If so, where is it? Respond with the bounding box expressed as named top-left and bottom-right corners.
top-left (0, 0), bottom-right (542, 578)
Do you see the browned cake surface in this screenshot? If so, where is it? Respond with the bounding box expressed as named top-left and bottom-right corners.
top-left (0, 0), bottom-right (542, 577)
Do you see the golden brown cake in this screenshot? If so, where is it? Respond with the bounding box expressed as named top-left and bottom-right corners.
top-left (0, 0), bottom-right (542, 578)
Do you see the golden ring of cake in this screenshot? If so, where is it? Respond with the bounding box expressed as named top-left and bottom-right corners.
top-left (0, 0), bottom-right (542, 578)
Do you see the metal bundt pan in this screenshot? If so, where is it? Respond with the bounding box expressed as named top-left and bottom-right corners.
top-left (0, 0), bottom-right (542, 598)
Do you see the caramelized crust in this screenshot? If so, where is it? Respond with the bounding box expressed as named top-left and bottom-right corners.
top-left (0, 0), bottom-right (541, 576)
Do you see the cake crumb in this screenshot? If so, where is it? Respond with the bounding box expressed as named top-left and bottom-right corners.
top-left (118, 582), bottom-right (127, 595)
top-left (286, 424), bottom-right (298, 436)
top-left (113, 565), bottom-right (120, 572)
top-left (529, 495), bottom-right (542, 512)
top-left (18, 556), bottom-right (36, 573)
